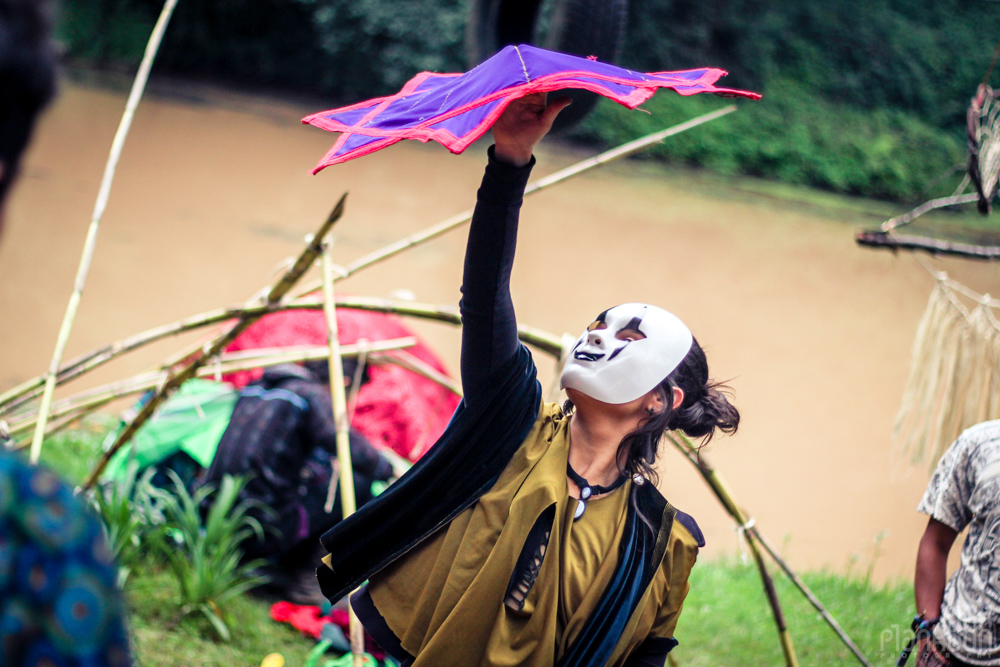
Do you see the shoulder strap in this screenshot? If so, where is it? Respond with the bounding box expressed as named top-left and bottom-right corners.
top-left (557, 485), bottom-right (676, 667)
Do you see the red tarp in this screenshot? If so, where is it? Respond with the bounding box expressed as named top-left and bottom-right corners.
top-left (224, 309), bottom-right (460, 462)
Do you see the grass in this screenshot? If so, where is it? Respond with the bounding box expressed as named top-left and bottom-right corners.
top-left (127, 564), bottom-right (316, 667)
top-left (29, 419), bottom-right (917, 666)
top-left (675, 558), bottom-right (912, 666)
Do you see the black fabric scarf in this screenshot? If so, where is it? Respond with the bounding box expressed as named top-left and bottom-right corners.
top-left (317, 344), bottom-right (542, 600)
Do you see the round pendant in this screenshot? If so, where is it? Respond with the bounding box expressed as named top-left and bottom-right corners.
top-left (574, 499), bottom-right (587, 520)
top-left (580, 486), bottom-right (592, 500)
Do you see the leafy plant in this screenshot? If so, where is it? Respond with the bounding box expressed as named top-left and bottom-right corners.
top-left (155, 471), bottom-right (270, 641)
top-left (90, 462), bottom-right (165, 587)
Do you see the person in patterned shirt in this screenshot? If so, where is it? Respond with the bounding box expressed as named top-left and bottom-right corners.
top-left (1, 1), bottom-right (133, 664)
top-left (913, 420), bottom-right (1000, 667)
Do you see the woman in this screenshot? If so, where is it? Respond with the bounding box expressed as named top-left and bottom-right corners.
top-left (317, 94), bottom-right (739, 667)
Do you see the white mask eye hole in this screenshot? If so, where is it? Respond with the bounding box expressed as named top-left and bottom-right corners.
top-left (587, 320), bottom-right (608, 332)
top-left (615, 328), bottom-right (646, 343)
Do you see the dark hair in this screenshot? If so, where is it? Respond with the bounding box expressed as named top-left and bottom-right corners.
top-left (0, 0), bottom-right (58, 206)
top-left (563, 336), bottom-right (739, 486)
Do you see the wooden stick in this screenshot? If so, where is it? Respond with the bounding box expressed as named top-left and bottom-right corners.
top-left (6, 339), bottom-right (416, 439)
top-left (666, 433), bottom-right (800, 667)
top-left (856, 229), bottom-right (1000, 260)
top-left (0, 297), bottom-right (561, 416)
top-left (319, 243), bottom-right (364, 667)
top-left (289, 106), bottom-right (740, 299)
top-left (28, 0), bottom-right (180, 463)
top-left (879, 192), bottom-right (979, 232)
top-left (79, 195), bottom-right (348, 490)
top-left (750, 527), bottom-right (873, 666)
top-left (379, 350), bottom-right (463, 397)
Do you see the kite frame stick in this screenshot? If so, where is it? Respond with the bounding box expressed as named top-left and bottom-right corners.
top-left (290, 105), bottom-right (739, 298)
top-left (29, 0), bottom-right (180, 463)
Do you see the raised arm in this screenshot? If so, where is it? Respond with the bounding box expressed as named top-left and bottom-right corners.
top-left (459, 94), bottom-right (570, 404)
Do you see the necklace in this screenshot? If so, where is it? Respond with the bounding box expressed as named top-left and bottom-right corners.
top-left (566, 462), bottom-right (627, 521)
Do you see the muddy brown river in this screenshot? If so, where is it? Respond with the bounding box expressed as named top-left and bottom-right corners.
top-left (2, 78), bottom-right (999, 584)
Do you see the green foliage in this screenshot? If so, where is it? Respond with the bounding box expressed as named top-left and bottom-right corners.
top-left (123, 555), bottom-right (913, 665)
top-left (55, 0), bottom-right (992, 200)
top-left (38, 413), bottom-right (115, 483)
top-left (569, 78), bottom-right (964, 200)
top-left (675, 558), bottom-right (913, 665)
top-left (621, 0), bottom-right (1000, 131)
top-left (155, 472), bottom-right (269, 641)
top-left (127, 566), bottom-right (316, 665)
top-left (57, 0), bottom-right (156, 63)
top-left (89, 462), bottom-right (165, 586)
top-left (294, 0), bottom-right (468, 98)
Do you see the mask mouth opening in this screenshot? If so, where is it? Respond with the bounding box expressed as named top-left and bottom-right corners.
top-left (573, 351), bottom-right (604, 362)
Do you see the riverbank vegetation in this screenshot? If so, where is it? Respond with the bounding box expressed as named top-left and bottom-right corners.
top-left (54, 0), bottom-right (999, 202)
top-left (37, 418), bottom-right (915, 666)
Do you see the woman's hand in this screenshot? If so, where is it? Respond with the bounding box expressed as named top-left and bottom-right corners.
top-left (492, 93), bottom-right (572, 167)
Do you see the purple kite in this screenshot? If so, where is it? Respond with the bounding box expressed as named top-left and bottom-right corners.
top-left (303, 44), bottom-right (760, 173)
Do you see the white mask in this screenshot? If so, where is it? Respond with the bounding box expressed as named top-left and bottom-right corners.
top-left (559, 303), bottom-right (693, 405)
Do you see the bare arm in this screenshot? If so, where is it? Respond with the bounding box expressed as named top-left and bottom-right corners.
top-left (914, 517), bottom-right (958, 647)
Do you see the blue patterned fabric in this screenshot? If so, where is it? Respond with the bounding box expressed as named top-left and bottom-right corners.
top-left (0, 451), bottom-right (131, 666)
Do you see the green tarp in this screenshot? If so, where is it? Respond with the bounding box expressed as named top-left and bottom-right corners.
top-left (103, 379), bottom-right (238, 480)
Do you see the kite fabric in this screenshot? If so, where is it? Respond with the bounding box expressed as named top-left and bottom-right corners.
top-left (303, 44), bottom-right (760, 172)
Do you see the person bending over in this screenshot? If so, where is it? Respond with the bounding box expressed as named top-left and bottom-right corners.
top-left (202, 359), bottom-right (393, 603)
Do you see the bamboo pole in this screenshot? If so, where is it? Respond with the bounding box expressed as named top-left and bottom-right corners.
top-left (666, 432), bottom-right (800, 667)
top-left (319, 242), bottom-right (364, 667)
top-left (382, 349), bottom-right (463, 397)
top-left (6, 339), bottom-right (416, 439)
top-left (289, 106), bottom-right (739, 299)
top-left (0, 296), bottom-right (561, 416)
top-left (855, 229), bottom-right (1000, 260)
top-left (751, 527), bottom-right (873, 666)
top-left (29, 0), bottom-right (181, 463)
top-left (879, 192), bottom-right (980, 232)
top-left (79, 195), bottom-right (348, 490)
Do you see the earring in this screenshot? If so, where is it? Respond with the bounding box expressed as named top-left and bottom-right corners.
top-left (632, 473), bottom-right (646, 486)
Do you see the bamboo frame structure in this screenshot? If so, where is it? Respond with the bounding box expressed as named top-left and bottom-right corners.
top-left (0, 297), bottom-right (556, 417)
top-left (5, 339), bottom-right (418, 440)
top-left (667, 433), bottom-right (873, 667)
top-left (664, 433), bottom-right (799, 667)
top-left (855, 83), bottom-right (1000, 260)
top-left (29, 0), bottom-right (180, 463)
top-left (79, 195), bottom-right (348, 490)
top-left (856, 228), bottom-right (1000, 260)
